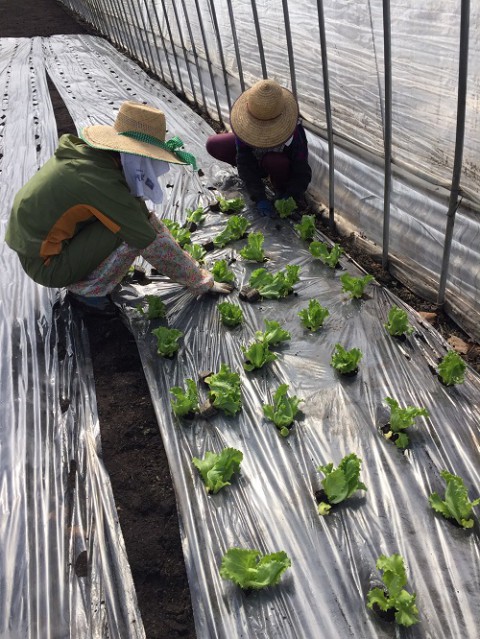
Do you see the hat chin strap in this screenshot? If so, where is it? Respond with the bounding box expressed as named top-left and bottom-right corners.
top-left (120, 153), bottom-right (170, 204)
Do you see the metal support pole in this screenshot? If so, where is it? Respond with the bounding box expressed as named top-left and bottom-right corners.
top-left (281, 0), bottom-right (296, 95)
top-left (179, 0), bottom-right (207, 109)
top-left (382, 0), bottom-right (393, 269)
top-left (250, 0), bottom-right (268, 79)
top-left (169, 0), bottom-right (199, 106)
top-left (158, 0), bottom-right (185, 95)
top-left (141, 0), bottom-right (166, 82)
top-left (150, 0), bottom-right (175, 87)
top-left (208, 0), bottom-right (232, 112)
top-left (225, 0), bottom-right (245, 92)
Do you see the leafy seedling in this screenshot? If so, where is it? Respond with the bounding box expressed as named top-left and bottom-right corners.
top-left (163, 219), bottom-right (191, 247)
top-left (437, 350), bottom-right (466, 386)
top-left (383, 397), bottom-right (429, 449)
top-left (211, 259), bottom-right (235, 283)
top-left (309, 241), bottom-right (343, 268)
top-left (330, 343), bottom-right (363, 375)
top-left (185, 206), bottom-right (206, 225)
top-left (239, 231), bottom-right (265, 262)
top-left (298, 299), bottom-right (329, 331)
top-left (170, 379), bottom-right (199, 418)
top-left (294, 214), bottom-right (316, 241)
top-left (217, 195), bottom-right (245, 213)
top-left (384, 306), bottom-right (414, 337)
top-left (367, 554), bottom-right (419, 627)
top-left (136, 294), bottom-right (166, 319)
top-left (263, 384), bottom-right (303, 437)
top-left (192, 447), bottom-right (243, 494)
top-left (274, 196), bottom-right (297, 218)
top-left (340, 273), bottom-right (374, 299)
top-left (242, 340), bottom-right (277, 371)
top-left (217, 302), bottom-right (243, 327)
top-left (214, 215), bottom-right (250, 248)
top-left (184, 242), bottom-right (207, 263)
top-left (152, 326), bottom-right (183, 357)
top-left (255, 319), bottom-right (291, 346)
top-left (220, 548), bottom-right (291, 589)
top-left (204, 364), bottom-right (242, 416)
top-left (317, 453), bottom-right (367, 515)
top-left (429, 470), bottom-right (479, 528)
top-left (248, 264), bottom-right (300, 299)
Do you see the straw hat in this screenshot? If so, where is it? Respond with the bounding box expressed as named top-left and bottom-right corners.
top-left (81, 101), bottom-right (196, 167)
top-left (230, 79), bottom-right (299, 148)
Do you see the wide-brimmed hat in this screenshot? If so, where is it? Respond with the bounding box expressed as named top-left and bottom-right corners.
top-left (230, 79), bottom-right (299, 148)
top-left (81, 101), bottom-right (197, 168)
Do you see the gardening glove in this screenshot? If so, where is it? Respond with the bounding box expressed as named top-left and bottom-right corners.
top-left (210, 281), bottom-right (234, 295)
top-left (256, 199), bottom-right (276, 218)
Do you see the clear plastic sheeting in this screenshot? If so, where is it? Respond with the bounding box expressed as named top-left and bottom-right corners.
top-left (0, 38), bottom-right (144, 638)
top-left (42, 36), bottom-right (480, 638)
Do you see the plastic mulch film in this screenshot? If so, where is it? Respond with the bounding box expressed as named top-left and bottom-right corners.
top-left (0, 38), bottom-right (144, 638)
top-left (44, 35), bottom-right (480, 638)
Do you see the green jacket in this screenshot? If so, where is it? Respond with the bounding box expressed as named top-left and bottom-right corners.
top-left (6, 134), bottom-right (156, 287)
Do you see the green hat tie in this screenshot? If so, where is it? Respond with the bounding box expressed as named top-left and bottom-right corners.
top-left (119, 131), bottom-right (198, 171)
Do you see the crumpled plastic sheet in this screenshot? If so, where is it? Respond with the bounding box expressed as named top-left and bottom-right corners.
top-left (43, 34), bottom-right (480, 638)
top-left (0, 38), bottom-right (144, 638)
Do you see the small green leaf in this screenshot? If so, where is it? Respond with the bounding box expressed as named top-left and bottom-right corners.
top-left (220, 548), bottom-right (291, 589)
top-left (192, 447), bottom-right (243, 494)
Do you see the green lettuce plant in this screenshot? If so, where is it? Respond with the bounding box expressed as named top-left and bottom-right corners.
top-left (317, 453), bottom-right (367, 515)
top-left (249, 264), bottom-right (300, 299)
top-left (192, 447), bottom-right (243, 494)
top-left (204, 364), bottom-right (242, 416)
top-left (330, 343), bottom-right (363, 374)
top-left (298, 299), bottom-right (329, 331)
top-left (242, 340), bottom-right (277, 371)
top-left (429, 470), bottom-right (479, 528)
top-left (274, 196), bottom-right (297, 218)
top-left (211, 259), bottom-right (235, 283)
top-left (170, 379), bottom-right (199, 417)
top-left (383, 397), bottom-right (429, 449)
top-left (263, 384), bottom-right (303, 437)
top-left (220, 548), bottom-right (291, 589)
top-left (184, 242), bottom-right (207, 263)
top-left (239, 231), bottom-right (265, 261)
top-left (163, 219), bottom-right (192, 247)
top-left (294, 214), bottom-right (316, 241)
top-left (340, 273), bottom-right (374, 299)
top-left (437, 350), bottom-right (466, 386)
top-left (255, 319), bottom-right (291, 346)
top-left (217, 195), bottom-right (245, 213)
top-left (309, 241), bottom-right (343, 268)
top-left (367, 554), bottom-right (419, 627)
top-left (136, 294), bottom-right (166, 319)
top-left (384, 306), bottom-right (414, 337)
top-left (214, 215), bottom-right (250, 247)
top-left (151, 326), bottom-right (183, 357)
top-left (185, 205), bottom-right (206, 225)
top-left (217, 302), bottom-right (243, 327)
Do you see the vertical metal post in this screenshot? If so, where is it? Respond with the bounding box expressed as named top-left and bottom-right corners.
top-left (124, 0), bottom-right (152, 67)
top-left (225, 0), bottom-right (245, 92)
top-left (316, 0), bottom-right (335, 229)
top-left (281, 0), bottom-right (296, 95)
top-left (169, 0), bottom-right (199, 105)
top-left (158, 0), bottom-right (185, 95)
top-left (112, 0), bottom-right (139, 58)
top-left (250, 0), bottom-right (268, 79)
top-left (150, 1), bottom-right (176, 90)
top-left (382, 0), bottom-right (393, 269)
top-left (438, 0), bottom-right (470, 305)
top-left (104, 0), bottom-right (126, 48)
top-left (179, 0), bottom-right (207, 109)
top-left (134, 0), bottom-right (158, 72)
top-left (207, 0), bottom-right (232, 111)
top-left (140, 0), bottom-right (166, 81)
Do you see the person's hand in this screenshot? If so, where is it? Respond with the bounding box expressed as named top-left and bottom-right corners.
top-left (210, 281), bottom-right (234, 294)
top-left (256, 199), bottom-right (276, 218)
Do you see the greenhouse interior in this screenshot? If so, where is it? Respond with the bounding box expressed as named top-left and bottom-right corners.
top-left (1, 0), bottom-right (479, 638)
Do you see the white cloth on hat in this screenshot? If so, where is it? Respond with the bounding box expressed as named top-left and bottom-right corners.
top-left (120, 153), bottom-right (170, 204)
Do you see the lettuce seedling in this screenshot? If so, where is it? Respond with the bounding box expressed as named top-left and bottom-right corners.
top-left (136, 294), bottom-right (166, 320)
top-left (213, 215), bottom-right (250, 247)
top-left (249, 264), bottom-right (300, 299)
top-left (217, 302), bottom-right (243, 327)
top-left (184, 242), bottom-right (207, 263)
top-left (263, 384), bottom-right (303, 437)
top-left (255, 319), bottom-right (291, 346)
top-left (192, 447), bottom-right (243, 494)
top-left (274, 196), bottom-right (297, 218)
top-left (317, 453), bottom-right (367, 515)
top-left (429, 470), bottom-right (480, 528)
top-left (211, 259), bottom-right (235, 283)
top-left (170, 379), bottom-right (199, 417)
top-left (437, 350), bottom-right (466, 386)
top-left (204, 364), bottom-right (242, 416)
top-left (217, 195), bottom-right (245, 213)
top-left (220, 548), bottom-right (291, 589)
top-left (367, 554), bottom-right (419, 627)
top-left (163, 219), bottom-right (192, 247)
top-left (185, 205), bottom-right (206, 225)
top-left (384, 306), bottom-right (414, 337)
top-left (242, 340), bottom-right (277, 371)
top-left (239, 231), bottom-right (265, 262)
top-left (298, 299), bottom-right (329, 331)
top-left (151, 326), bottom-right (183, 357)
top-left (340, 273), bottom-right (374, 299)
top-left (330, 343), bottom-right (363, 374)
top-left (383, 397), bottom-right (429, 449)
top-left (309, 241), bottom-right (343, 268)
top-left (294, 214), bottom-right (316, 241)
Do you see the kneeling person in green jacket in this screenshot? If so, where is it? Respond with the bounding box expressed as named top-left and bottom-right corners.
top-left (5, 100), bottom-right (231, 311)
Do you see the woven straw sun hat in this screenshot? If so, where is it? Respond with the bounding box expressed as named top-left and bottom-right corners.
top-left (230, 79), bottom-right (299, 148)
top-left (81, 101), bottom-right (194, 166)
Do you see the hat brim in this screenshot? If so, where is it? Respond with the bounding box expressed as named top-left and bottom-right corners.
top-left (81, 124), bottom-right (186, 164)
top-left (230, 86), bottom-right (299, 148)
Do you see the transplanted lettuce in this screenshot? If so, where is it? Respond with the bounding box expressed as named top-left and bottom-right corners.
top-left (185, 205), bottom-right (206, 224)
top-left (298, 299), bottom-right (329, 331)
top-left (242, 340), bottom-right (277, 371)
top-left (170, 379), bottom-right (199, 417)
top-left (220, 548), bottom-right (291, 589)
top-left (383, 397), bottom-right (429, 449)
top-left (294, 214), bottom-right (316, 241)
top-left (136, 294), bottom-right (166, 319)
top-left (384, 306), bottom-right (414, 337)
top-left (163, 219), bottom-right (192, 247)
top-left (239, 231), bottom-right (265, 262)
top-left (429, 470), bottom-right (480, 528)
top-left (211, 259), bottom-right (235, 283)
top-left (213, 215), bottom-right (250, 247)
top-left (317, 453), bottom-right (367, 515)
top-left (437, 350), bottom-right (466, 386)
top-left (367, 554), bottom-right (419, 627)
top-left (255, 319), bottom-right (291, 346)
top-left (217, 302), bottom-right (243, 327)
top-left (309, 241), bottom-right (343, 268)
top-left (217, 195), bottom-right (245, 213)
top-left (340, 273), bottom-right (374, 299)
top-left (249, 264), bottom-right (300, 299)
top-left (184, 242), bottom-right (207, 263)
top-left (192, 447), bottom-right (243, 494)
top-left (151, 326), bottom-right (183, 357)
top-left (263, 384), bottom-right (303, 437)
top-left (330, 343), bottom-right (363, 374)
top-left (274, 196), bottom-right (297, 218)
top-left (204, 364), bottom-right (242, 416)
